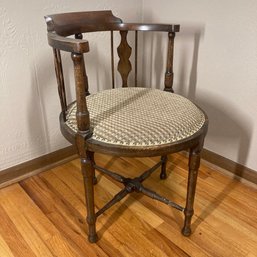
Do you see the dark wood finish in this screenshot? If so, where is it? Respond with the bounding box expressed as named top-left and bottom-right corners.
top-left (0, 146), bottom-right (77, 188)
top-left (45, 10), bottom-right (179, 36)
top-left (75, 33), bottom-right (90, 96)
top-left (111, 31), bottom-right (115, 89)
top-left (82, 151), bottom-right (97, 243)
top-left (160, 155), bottom-right (168, 179)
top-left (94, 160), bottom-right (184, 217)
top-left (117, 30), bottom-right (132, 87)
top-left (45, 11), bottom-right (123, 36)
top-left (53, 48), bottom-right (67, 120)
top-left (44, 10), bottom-right (209, 243)
top-left (71, 53), bottom-right (90, 133)
top-left (202, 149), bottom-right (257, 184)
top-left (135, 30), bottom-right (138, 87)
top-left (164, 32), bottom-right (175, 93)
top-left (90, 152), bottom-right (97, 185)
top-left (182, 136), bottom-right (204, 236)
top-left (47, 32), bottom-right (89, 53)
top-left (116, 23), bottom-right (180, 32)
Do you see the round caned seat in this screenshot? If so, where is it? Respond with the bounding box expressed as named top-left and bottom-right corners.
top-left (66, 87), bottom-right (206, 147)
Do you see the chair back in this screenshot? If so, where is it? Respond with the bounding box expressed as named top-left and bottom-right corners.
top-left (45, 10), bottom-right (180, 133)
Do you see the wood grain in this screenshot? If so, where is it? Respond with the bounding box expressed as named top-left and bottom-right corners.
top-left (0, 145), bottom-right (77, 189)
top-left (0, 153), bottom-right (257, 256)
top-left (117, 30), bottom-right (132, 87)
top-left (202, 148), bottom-right (257, 184)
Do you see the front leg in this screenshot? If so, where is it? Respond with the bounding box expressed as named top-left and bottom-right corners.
top-left (90, 152), bottom-right (97, 185)
top-left (81, 151), bottom-right (98, 243)
top-left (182, 140), bottom-right (203, 236)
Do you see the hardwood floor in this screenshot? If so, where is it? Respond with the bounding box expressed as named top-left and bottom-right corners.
top-left (0, 153), bottom-right (257, 257)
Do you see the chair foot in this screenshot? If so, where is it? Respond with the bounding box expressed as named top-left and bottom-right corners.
top-left (160, 172), bottom-right (167, 180)
top-left (88, 233), bottom-right (98, 243)
top-left (182, 139), bottom-right (203, 238)
top-left (181, 226), bottom-right (191, 237)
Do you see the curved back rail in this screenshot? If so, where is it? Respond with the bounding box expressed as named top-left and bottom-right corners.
top-left (45, 10), bottom-right (180, 136)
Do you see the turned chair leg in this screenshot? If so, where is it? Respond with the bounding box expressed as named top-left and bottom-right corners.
top-left (81, 151), bottom-right (98, 243)
top-left (90, 153), bottom-right (98, 185)
top-left (182, 142), bottom-right (202, 236)
top-left (160, 155), bottom-right (168, 179)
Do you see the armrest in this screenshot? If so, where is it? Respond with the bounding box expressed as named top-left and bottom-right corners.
top-left (114, 23), bottom-right (180, 32)
top-left (47, 32), bottom-right (89, 53)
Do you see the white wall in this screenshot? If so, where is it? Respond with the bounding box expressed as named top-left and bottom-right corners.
top-left (142, 0), bottom-right (257, 171)
top-left (0, 0), bottom-right (142, 170)
top-left (1, 0), bottom-right (257, 173)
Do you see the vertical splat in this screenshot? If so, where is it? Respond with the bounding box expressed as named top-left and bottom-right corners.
top-left (135, 30), bottom-right (138, 87)
top-left (53, 48), bottom-right (67, 121)
top-left (164, 32), bottom-right (175, 93)
top-left (75, 33), bottom-right (90, 96)
top-left (117, 31), bottom-right (132, 87)
top-left (111, 31), bottom-right (115, 89)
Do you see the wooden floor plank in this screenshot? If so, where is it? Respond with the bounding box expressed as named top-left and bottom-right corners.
top-left (44, 164), bottom-right (167, 256)
top-left (145, 227), bottom-right (190, 257)
top-left (0, 234), bottom-right (15, 257)
top-left (4, 183), bottom-right (81, 257)
top-left (0, 201), bottom-right (37, 257)
top-left (0, 153), bottom-right (256, 256)
top-left (0, 186), bottom-right (53, 257)
top-left (20, 176), bottom-right (108, 257)
top-left (157, 222), bottom-right (211, 257)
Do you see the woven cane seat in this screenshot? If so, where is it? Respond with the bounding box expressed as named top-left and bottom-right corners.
top-left (66, 87), bottom-right (205, 147)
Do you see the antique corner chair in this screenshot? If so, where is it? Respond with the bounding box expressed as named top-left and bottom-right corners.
top-left (45, 10), bottom-right (208, 243)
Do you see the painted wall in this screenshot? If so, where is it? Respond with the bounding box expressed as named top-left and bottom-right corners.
top-left (0, 0), bottom-right (142, 170)
top-left (1, 0), bottom-right (257, 173)
top-left (142, 0), bottom-right (257, 171)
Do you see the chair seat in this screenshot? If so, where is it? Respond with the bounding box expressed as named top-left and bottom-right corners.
top-left (66, 87), bottom-right (205, 147)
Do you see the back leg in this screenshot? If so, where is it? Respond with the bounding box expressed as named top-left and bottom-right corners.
top-left (160, 155), bottom-right (168, 180)
top-left (91, 153), bottom-right (97, 185)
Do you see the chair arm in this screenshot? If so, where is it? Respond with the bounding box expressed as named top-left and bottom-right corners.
top-left (47, 32), bottom-right (89, 53)
top-left (113, 23), bottom-right (180, 32)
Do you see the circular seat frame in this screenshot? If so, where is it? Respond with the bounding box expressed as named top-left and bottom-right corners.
top-left (61, 118), bottom-right (208, 157)
top-left (60, 97), bottom-right (208, 158)
top-left (62, 87), bottom-right (208, 157)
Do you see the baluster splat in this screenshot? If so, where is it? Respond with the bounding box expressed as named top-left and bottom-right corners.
top-left (117, 30), bottom-right (132, 87)
top-left (164, 32), bottom-right (175, 93)
top-left (53, 48), bottom-right (67, 121)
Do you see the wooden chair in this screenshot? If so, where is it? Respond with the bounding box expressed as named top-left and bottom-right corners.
top-left (45, 10), bottom-right (208, 243)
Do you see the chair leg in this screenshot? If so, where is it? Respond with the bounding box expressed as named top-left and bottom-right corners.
top-left (182, 143), bottom-right (202, 236)
top-left (81, 151), bottom-right (98, 243)
top-left (160, 155), bottom-right (168, 180)
top-left (90, 153), bottom-right (97, 185)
